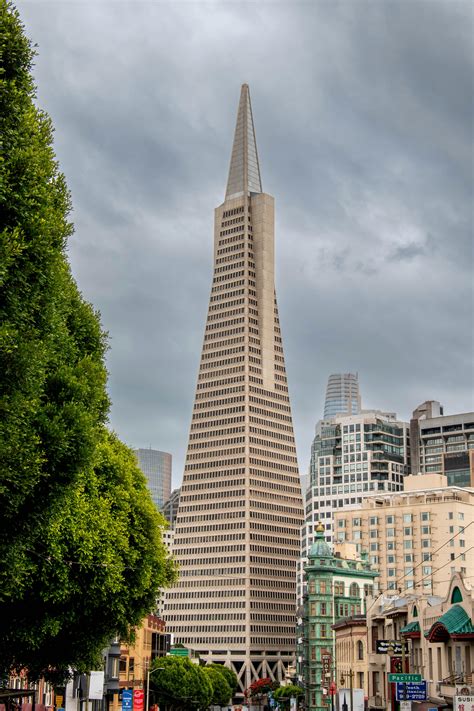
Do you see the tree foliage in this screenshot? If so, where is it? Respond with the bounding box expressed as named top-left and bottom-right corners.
top-left (206, 664), bottom-right (238, 698)
top-left (245, 677), bottom-right (278, 700)
top-left (273, 686), bottom-right (304, 705)
top-left (0, 0), bottom-right (176, 680)
top-left (202, 665), bottom-right (237, 706)
top-left (149, 657), bottom-right (213, 711)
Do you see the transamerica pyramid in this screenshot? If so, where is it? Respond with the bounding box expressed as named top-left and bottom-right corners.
top-left (163, 84), bottom-right (304, 693)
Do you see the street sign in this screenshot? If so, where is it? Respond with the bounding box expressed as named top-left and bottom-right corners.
top-left (454, 696), bottom-right (474, 711)
top-left (169, 648), bottom-right (189, 656)
top-left (376, 640), bottom-right (408, 655)
top-left (396, 682), bottom-right (427, 701)
top-left (388, 674), bottom-right (422, 683)
top-left (122, 690), bottom-right (133, 711)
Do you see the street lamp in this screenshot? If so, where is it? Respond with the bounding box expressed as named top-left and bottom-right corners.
top-left (146, 667), bottom-right (165, 711)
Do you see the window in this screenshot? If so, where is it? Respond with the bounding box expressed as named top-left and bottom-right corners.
top-left (421, 512), bottom-right (430, 521)
top-left (387, 528), bottom-right (395, 537)
top-left (403, 514), bottom-right (413, 523)
top-left (404, 527), bottom-right (413, 536)
top-left (422, 539), bottom-right (431, 548)
top-left (423, 553), bottom-right (431, 561)
top-left (459, 512), bottom-right (465, 520)
top-left (357, 640), bottom-right (364, 660)
top-left (370, 517), bottom-right (378, 526)
top-left (388, 568), bottom-right (396, 577)
top-left (370, 530), bottom-right (378, 538)
top-left (386, 515), bottom-right (394, 524)
top-left (350, 583), bottom-right (360, 597)
top-left (321, 624), bottom-right (328, 638)
top-left (338, 519), bottom-right (346, 528)
top-left (404, 540), bottom-right (412, 549)
top-left (449, 512), bottom-right (454, 520)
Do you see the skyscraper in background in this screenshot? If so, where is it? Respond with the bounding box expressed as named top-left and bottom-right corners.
top-left (323, 372), bottom-right (361, 419)
top-left (135, 448), bottom-right (172, 511)
top-left (163, 84), bottom-right (303, 691)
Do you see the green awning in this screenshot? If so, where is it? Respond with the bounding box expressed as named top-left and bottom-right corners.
top-left (401, 621), bottom-right (420, 634)
top-left (427, 605), bottom-right (474, 642)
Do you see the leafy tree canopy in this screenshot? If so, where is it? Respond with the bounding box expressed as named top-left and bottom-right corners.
top-left (149, 657), bottom-right (213, 711)
top-left (0, 0), bottom-right (176, 680)
top-left (273, 686), bottom-right (304, 701)
top-left (202, 666), bottom-right (232, 707)
top-left (206, 665), bottom-right (238, 697)
top-left (245, 678), bottom-right (278, 699)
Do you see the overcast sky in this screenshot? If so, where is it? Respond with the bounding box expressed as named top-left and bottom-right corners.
top-left (18, 0), bottom-right (473, 488)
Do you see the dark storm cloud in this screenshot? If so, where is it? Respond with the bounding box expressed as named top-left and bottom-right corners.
top-left (18, 0), bottom-right (473, 484)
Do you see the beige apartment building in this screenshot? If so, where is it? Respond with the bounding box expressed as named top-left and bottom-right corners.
top-left (333, 475), bottom-right (474, 597)
top-left (163, 85), bottom-right (303, 693)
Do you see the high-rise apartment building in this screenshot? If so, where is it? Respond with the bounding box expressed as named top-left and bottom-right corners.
top-left (163, 85), bottom-right (303, 691)
top-left (135, 448), bottom-right (172, 511)
top-left (298, 411), bottom-right (409, 603)
top-left (409, 404), bottom-right (474, 486)
top-left (333, 475), bottom-right (474, 597)
top-left (323, 373), bottom-right (361, 419)
top-left (162, 488), bottom-right (180, 529)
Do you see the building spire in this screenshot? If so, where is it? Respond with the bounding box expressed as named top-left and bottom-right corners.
top-left (225, 83), bottom-right (262, 200)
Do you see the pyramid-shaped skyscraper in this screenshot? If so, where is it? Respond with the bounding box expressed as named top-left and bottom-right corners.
top-left (164, 85), bottom-right (303, 692)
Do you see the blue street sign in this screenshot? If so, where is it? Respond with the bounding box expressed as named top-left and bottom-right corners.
top-left (122, 690), bottom-right (133, 711)
top-left (396, 682), bottom-right (427, 701)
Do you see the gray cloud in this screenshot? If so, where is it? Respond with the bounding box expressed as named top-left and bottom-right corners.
top-left (18, 0), bottom-right (473, 485)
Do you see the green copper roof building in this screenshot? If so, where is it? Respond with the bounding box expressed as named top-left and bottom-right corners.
top-left (298, 523), bottom-right (378, 711)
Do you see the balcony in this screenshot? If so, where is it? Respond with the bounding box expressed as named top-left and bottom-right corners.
top-left (438, 673), bottom-right (473, 700)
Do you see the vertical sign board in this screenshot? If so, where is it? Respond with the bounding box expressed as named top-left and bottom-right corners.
top-left (338, 689), bottom-right (364, 711)
top-left (455, 697), bottom-right (474, 711)
top-left (122, 690), bottom-right (133, 711)
top-left (89, 671), bottom-right (105, 700)
top-left (133, 689), bottom-right (145, 711)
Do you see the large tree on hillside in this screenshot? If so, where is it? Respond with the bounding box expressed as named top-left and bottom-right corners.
top-left (0, 0), bottom-right (175, 679)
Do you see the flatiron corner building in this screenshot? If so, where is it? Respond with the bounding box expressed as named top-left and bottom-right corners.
top-left (163, 85), bottom-right (304, 691)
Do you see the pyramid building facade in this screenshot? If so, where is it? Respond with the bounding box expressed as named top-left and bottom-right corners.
top-left (163, 85), bottom-right (303, 692)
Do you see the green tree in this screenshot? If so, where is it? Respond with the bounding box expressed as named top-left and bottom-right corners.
top-left (273, 685), bottom-right (304, 710)
top-left (0, 0), bottom-right (175, 680)
top-left (206, 665), bottom-right (238, 698)
top-left (202, 666), bottom-right (232, 707)
top-left (149, 657), bottom-right (213, 711)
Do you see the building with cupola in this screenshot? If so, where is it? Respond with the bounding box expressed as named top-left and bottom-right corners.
top-left (297, 523), bottom-right (378, 711)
